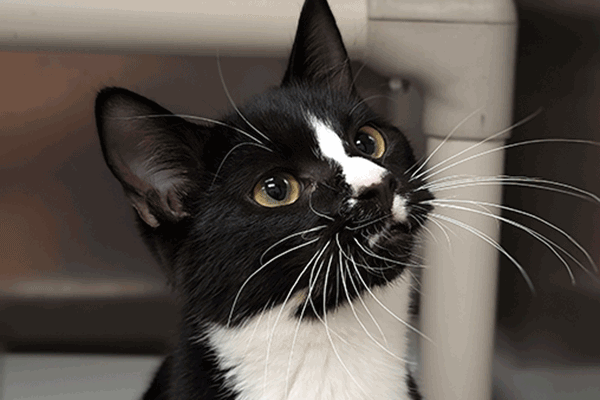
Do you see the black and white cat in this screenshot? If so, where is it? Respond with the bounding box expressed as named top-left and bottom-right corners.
top-left (95, 0), bottom-right (432, 398)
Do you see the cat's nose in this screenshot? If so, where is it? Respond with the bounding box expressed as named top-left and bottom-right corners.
top-left (356, 173), bottom-right (397, 209)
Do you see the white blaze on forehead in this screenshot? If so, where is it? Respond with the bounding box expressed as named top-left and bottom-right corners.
top-left (310, 116), bottom-right (387, 194)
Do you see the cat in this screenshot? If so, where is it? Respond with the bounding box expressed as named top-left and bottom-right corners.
top-left (93, 0), bottom-right (600, 398)
top-left (94, 0), bottom-right (432, 399)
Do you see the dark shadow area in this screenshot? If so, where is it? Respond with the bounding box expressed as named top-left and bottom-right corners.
top-left (496, 0), bottom-right (600, 379)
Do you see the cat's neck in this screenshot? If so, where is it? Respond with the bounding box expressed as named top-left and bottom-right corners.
top-left (204, 275), bottom-right (416, 400)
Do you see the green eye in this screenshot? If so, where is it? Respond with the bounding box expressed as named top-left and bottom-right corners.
top-left (253, 174), bottom-right (301, 208)
top-left (355, 126), bottom-right (386, 159)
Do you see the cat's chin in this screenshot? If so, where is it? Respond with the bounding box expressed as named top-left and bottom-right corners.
top-left (366, 229), bottom-right (388, 248)
top-left (365, 221), bottom-right (406, 248)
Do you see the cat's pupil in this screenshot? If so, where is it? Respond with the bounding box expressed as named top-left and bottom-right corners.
top-left (355, 132), bottom-right (376, 155)
top-left (264, 177), bottom-right (288, 201)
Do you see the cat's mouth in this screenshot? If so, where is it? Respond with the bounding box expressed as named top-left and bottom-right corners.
top-left (341, 194), bottom-right (412, 249)
top-left (364, 219), bottom-right (412, 248)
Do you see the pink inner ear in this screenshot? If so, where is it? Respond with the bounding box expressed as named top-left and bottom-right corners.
top-left (133, 167), bottom-right (191, 227)
top-left (109, 138), bottom-right (191, 227)
top-left (127, 192), bottom-right (160, 228)
top-left (125, 179), bottom-right (190, 228)
top-left (165, 187), bottom-right (189, 219)
top-left (97, 87), bottom-right (203, 228)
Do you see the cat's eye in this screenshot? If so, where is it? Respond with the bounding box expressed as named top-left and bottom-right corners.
top-left (355, 126), bottom-right (386, 159)
top-left (253, 174), bottom-right (301, 208)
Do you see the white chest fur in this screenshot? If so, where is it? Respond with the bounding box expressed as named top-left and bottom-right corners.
top-left (206, 276), bottom-right (415, 400)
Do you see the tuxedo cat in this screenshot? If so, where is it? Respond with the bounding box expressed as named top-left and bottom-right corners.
top-left (95, 0), bottom-right (432, 398)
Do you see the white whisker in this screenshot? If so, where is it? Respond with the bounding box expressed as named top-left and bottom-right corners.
top-left (284, 251), bottom-right (332, 396)
top-left (417, 136), bottom-right (599, 186)
top-left (411, 108), bottom-right (543, 183)
top-left (318, 257), bottom-right (372, 399)
top-left (345, 214), bottom-right (390, 231)
top-left (408, 107), bottom-right (484, 179)
top-left (243, 303), bottom-right (270, 356)
top-left (113, 113), bottom-right (267, 145)
top-left (347, 252), bottom-right (433, 345)
top-left (335, 234), bottom-right (380, 272)
top-left (428, 199), bottom-right (598, 279)
top-left (410, 211), bottom-right (451, 248)
top-left (353, 237), bottom-right (411, 267)
top-left (309, 191), bottom-right (335, 221)
top-left (404, 269), bottom-right (424, 296)
top-left (335, 235), bottom-right (434, 344)
top-left (349, 94), bottom-right (392, 116)
top-left (341, 259), bottom-right (416, 363)
top-left (429, 212), bottom-right (536, 294)
top-left (227, 238), bottom-right (319, 327)
top-left (211, 142), bottom-right (273, 187)
top-left (216, 51), bottom-right (272, 144)
top-left (260, 226), bottom-right (326, 265)
top-left (422, 175), bottom-right (600, 205)
top-left (349, 60), bottom-right (369, 94)
top-left (262, 243), bottom-right (329, 394)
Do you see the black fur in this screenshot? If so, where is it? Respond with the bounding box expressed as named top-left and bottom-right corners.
top-left (95, 0), bottom-right (431, 398)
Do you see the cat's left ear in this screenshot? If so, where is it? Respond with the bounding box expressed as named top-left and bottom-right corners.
top-left (95, 87), bottom-right (206, 228)
top-left (282, 0), bottom-right (356, 93)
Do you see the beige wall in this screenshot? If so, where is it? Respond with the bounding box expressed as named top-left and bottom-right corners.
top-left (0, 52), bottom-right (286, 291)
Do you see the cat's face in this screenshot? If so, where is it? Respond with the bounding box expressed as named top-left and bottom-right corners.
top-left (95, 0), bottom-right (432, 327)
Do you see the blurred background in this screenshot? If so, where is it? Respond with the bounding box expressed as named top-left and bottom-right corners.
top-left (1, 0), bottom-right (600, 398)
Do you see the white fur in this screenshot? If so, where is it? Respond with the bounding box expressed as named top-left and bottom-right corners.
top-left (207, 277), bottom-right (415, 400)
top-left (309, 116), bottom-right (408, 225)
top-left (310, 116), bottom-right (387, 195)
top-left (392, 196), bottom-right (408, 223)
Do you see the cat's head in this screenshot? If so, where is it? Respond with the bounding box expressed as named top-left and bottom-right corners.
top-left (95, 0), bottom-right (432, 326)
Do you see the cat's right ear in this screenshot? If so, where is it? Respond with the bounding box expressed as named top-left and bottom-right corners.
top-left (282, 0), bottom-right (355, 93)
top-left (95, 87), bottom-right (205, 228)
